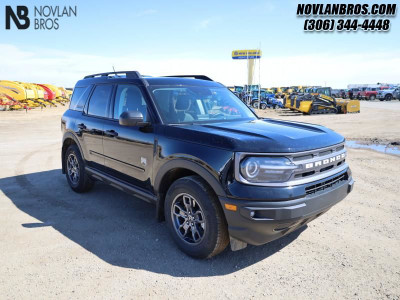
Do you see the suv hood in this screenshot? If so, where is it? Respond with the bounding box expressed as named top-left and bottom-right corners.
top-left (165, 118), bottom-right (344, 153)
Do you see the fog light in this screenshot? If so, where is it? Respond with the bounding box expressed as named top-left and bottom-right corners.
top-left (250, 211), bottom-right (255, 218)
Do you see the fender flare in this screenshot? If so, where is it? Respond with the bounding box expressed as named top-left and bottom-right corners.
top-left (154, 159), bottom-right (226, 197)
top-left (61, 132), bottom-right (84, 173)
top-left (154, 158), bottom-right (227, 220)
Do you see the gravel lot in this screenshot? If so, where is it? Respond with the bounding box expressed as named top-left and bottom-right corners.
top-left (0, 101), bottom-right (399, 299)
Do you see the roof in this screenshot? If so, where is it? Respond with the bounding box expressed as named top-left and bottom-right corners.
top-left (75, 71), bottom-right (224, 88)
top-left (145, 77), bottom-right (223, 87)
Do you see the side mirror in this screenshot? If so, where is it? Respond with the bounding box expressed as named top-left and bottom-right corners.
top-left (119, 111), bottom-right (149, 127)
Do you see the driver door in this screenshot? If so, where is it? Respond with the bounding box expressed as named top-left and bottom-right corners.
top-left (102, 84), bottom-right (154, 190)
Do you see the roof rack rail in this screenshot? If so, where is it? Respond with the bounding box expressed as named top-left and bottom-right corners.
top-left (163, 75), bottom-right (213, 81)
top-left (84, 71), bottom-right (142, 79)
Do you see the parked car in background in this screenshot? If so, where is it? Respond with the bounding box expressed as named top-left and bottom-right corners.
top-left (393, 87), bottom-right (400, 100)
top-left (360, 87), bottom-right (378, 100)
top-left (347, 88), bottom-right (362, 99)
top-left (377, 87), bottom-right (398, 101)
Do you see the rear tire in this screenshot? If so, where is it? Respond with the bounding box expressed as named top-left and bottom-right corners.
top-left (164, 176), bottom-right (229, 259)
top-left (65, 144), bottom-right (94, 193)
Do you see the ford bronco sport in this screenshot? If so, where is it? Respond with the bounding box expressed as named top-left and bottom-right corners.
top-left (61, 71), bottom-right (354, 258)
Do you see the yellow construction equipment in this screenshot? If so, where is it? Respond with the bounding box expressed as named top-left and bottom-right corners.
top-left (65, 89), bottom-right (73, 99)
top-left (16, 82), bottom-right (50, 107)
top-left (0, 80), bottom-right (71, 111)
top-left (58, 86), bottom-right (70, 100)
top-left (335, 98), bottom-right (361, 114)
top-left (0, 93), bottom-right (23, 110)
top-left (270, 87), bottom-right (283, 98)
top-left (0, 81), bottom-right (42, 108)
top-left (42, 83), bottom-right (69, 105)
top-left (287, 92), bottom-right (360, 114)
top-left (280, 87), bottom-right (294, 99)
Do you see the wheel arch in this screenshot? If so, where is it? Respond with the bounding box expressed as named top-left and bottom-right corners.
top-left (62, 132), bottom-right (83, 174)
top-left (154, 159), bottom-right (226, 221)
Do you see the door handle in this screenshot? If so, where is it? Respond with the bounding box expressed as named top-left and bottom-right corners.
top-left (77, 123), bottom-right (86, 130)
top-left (105, 129), bottom-right (118, 137)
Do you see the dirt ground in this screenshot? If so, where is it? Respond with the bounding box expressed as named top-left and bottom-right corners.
top-left (0, 101), bottom-right (399, 299)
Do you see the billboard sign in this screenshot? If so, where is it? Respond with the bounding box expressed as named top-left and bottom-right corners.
top-left (232, 49), bottom-right (262, 59)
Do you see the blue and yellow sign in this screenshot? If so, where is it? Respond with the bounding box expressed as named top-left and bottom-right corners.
top-left (232, 49), bottom-right (262, 59)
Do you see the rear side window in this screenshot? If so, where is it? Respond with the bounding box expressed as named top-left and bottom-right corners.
top-left (69, 86), bottom-right (92, 111)
top-left (87, 85), bottom-right (113, 118)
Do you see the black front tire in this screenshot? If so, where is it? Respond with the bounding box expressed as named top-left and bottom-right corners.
top-left (65, 144), bottom-right (94, 193)
top-left (164, 176), bottom-right (229, 259)
top-left (385, 94), bottom-right (393, 101)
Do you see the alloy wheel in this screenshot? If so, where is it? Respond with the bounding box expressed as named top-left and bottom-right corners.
top-left (171, 193), bottom-right (206, 244)
top-left (67, 153), bottom-right (80, 184)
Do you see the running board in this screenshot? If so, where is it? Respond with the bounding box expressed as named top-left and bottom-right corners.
top-left (85, 167), bottom-right (157, 204)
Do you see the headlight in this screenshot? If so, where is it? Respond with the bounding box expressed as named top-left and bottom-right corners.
top-left (239, 157), bottom-right (299, 183)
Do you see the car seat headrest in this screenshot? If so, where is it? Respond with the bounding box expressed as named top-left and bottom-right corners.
top-left (175, 94), bottom-right (191, 111)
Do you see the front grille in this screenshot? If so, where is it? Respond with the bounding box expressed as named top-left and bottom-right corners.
top-left (235, 142), bottom-right (348, 187)
top-left (289, 143), bottom-right (346, 181)
top-left (305, 173), bottom-right (347, 195)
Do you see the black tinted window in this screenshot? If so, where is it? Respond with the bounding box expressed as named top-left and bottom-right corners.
top-left (87, 85), bottom-right (113, 118)
top-left (113, 85), bottom-right (148, 121)
top-left (69, 86), bottom-right (91, 111)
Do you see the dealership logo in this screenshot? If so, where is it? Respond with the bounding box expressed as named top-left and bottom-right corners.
top-left (5, 6), bottom-right (29, 29)
top-left (5, 5), bottom-right (77, 30)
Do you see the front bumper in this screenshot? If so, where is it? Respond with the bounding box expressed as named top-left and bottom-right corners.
top-left (220, 172), bottom-right (354, 246)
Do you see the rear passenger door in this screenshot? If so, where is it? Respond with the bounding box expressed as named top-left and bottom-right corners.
top-left (79, 84), bottom-right (113, 168)
top-left (102, 84), bottom-right (154, 190)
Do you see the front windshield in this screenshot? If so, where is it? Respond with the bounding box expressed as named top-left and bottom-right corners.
top-left (150, 86), bottom-right (257, 124)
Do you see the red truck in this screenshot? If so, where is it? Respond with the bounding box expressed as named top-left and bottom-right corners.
top-left (360, 86), bottom-right (389, 100)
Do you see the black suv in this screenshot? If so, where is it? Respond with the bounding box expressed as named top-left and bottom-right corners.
top-left (62, 71), bottom-right (354, 258)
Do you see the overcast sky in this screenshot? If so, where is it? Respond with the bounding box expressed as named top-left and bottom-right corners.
top-left (1, 0), bottom-right (400, 88)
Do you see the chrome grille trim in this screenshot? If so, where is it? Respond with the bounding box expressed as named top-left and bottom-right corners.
top-left (234, 142), bottom-right (348, 187)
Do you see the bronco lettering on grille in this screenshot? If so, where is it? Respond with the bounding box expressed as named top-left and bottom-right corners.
top-left (305, 153), bottom-right (346, 169)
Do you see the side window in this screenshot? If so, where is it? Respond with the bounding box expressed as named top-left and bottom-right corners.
top-left (113, 85), bottom-right (148, 121)
top-left (69, 86), bottom-right (92, 111)
top-left (87, 85), bottom-right (113, 118)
